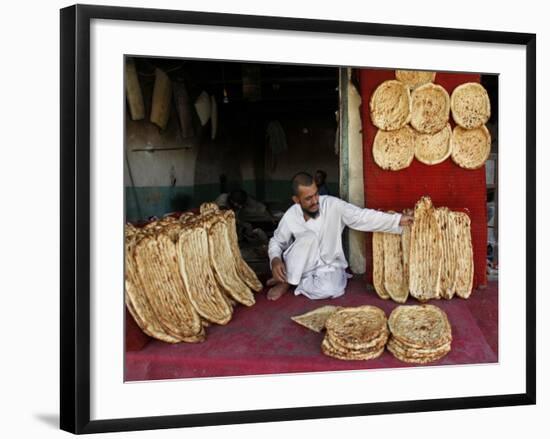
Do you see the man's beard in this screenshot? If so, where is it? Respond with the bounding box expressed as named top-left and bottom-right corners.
top-left (302, 207), bottom-right (320, 219)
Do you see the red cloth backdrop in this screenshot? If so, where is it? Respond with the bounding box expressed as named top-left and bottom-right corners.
top-left (359, 69), bottom-right (487, 288)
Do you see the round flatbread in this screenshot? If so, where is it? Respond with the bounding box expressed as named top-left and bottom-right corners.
top-left (387, 338), bottom-right (450, 364)
top-left (370, 80), bottom-right (411, 131)
top-left (388, 304), bottom-right (452, 349)
top-left (321, 337), bottom-right (385, 361)
top-left (413, 123), bottom-right (452, 165)
top-left (395, 70), bottom-right (436, 90)
top-left (451, 82), bottom-right (491, 129)
top-left (451, 125), bottom-right (491, 170)
top-left (325, 306), bottom-right (388, 349)
top-left (410, 83), bottom-right (450, 134)
top-left (372, 125), bottom-right (415, 171)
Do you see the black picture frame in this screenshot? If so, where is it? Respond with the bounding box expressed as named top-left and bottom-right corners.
top-left (60, 4), bottom-right (536, 434)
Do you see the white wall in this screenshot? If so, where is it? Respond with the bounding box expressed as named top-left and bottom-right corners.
top-left (1, 1), bottom-right (547, 439)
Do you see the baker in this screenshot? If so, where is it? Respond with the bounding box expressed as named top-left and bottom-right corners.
top-left (266, 172), bottom-right (414, 301)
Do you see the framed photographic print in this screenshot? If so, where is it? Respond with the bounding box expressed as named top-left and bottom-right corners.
top-left (60, 4), bottom-right (536, 434)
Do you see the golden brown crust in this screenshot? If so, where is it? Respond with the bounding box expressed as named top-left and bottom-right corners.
top-left (383, 232), bottom-right (409, 303)
top-left (370, 80), bottom-right (411, 131)
top-left (451, 125), bottom-right (491, 170)
top-left (451, 82), bottom-right (491, 129)
top-left (222, 210), bottom-right (263, 292)
top-left (199, 202), bottom-right (220, 215)
top-left (177, 224), bottom-right (233, 325)
top-left (387, 304), bottom-right (452, 363)
top-left (133, 233), bottom-right (204, 340)
top-left (372, 232), bottom-right (390, 299)
top-left (409, 197), bottom-right (443, 301)
top-left (435, 207), bottom-right (458, 299)
top-left (206, 216), bottom-right (256, 306)
top-left (325, 306), bottom-right (388, 349)
top-left (410, 84), bottom-right (450, 134)
top-left (395, 70), bottom-right (436, 90)
top-left (372, 125), bottom-right (415, 171)
top-left (388, 304), bottom-right (452, 348)
top-left (291, 306), bottom-right (343, 333)
top-left (321, 305), bottom-right (388, 361)
top-left (413, 123), bottom-right (452, 165)
top-left (452, 212), bottom-right (474, 299)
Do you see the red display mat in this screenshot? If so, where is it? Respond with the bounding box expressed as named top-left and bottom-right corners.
top-left (359, 69), bottom-right (487, 288)
top-left (125, 279), bottom-right (498, 380)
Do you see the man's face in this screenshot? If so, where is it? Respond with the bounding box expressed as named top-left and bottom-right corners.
top-left (293, 183), bottom-right (320, 218)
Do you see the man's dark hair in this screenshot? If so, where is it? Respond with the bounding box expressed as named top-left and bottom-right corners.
top-left (228, 189), bottom-right (248, 208)
top-left (291, 172), bottom-right (314, 196)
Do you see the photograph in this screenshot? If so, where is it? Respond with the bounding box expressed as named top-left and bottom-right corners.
top-left (58, 3), bottom-right (536, 434)
top-left (123, 58), bottom-right (500, 381)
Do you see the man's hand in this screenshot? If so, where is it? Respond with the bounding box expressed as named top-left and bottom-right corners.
top-left (271, 257), bottom-right (287, 283)
top-left (399, 214), bottom-right (414, 226)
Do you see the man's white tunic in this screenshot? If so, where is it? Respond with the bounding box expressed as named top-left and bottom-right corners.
top-left (268, 196), bottom-right (403, 299)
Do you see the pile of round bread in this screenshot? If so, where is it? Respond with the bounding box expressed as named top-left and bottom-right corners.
top-left (304, 303), bottom-right (452, 364)
top-left (372, 196), bottom-right (473, 303)
top-left (370, 70), bottom-right (491, 171)
top-left (387, 304), bottom-right (452, 363)
top-left (124, 202), bottom-right (263, 343)
top-left (322, 306), bottom-right (389, 360)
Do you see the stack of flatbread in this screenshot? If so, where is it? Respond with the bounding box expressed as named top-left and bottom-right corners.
top-left (321, 306), bottom-right (389, 360)
top-left (372, 196), bottom-right (474, 303)
top-left (124, 202), bottom-right (263, 343)
top-left (387, 304), bottom-right (452, 363)
top-left (370, 73), bottom-right (490, 170)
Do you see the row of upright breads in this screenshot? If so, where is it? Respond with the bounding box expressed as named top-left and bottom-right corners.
top-left (125, 203), bottom-right (262, 343)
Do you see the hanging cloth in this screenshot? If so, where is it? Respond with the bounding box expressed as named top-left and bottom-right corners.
top-left (194, 91), bottom-right (211, 126)
top-left (150, 68), bottom-right (172, 130)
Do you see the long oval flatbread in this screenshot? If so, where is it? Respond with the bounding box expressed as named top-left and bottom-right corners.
top-left (383, 232), bottom-right (409, 303)
top-left (452, 211), bottom-right (474, 299)
top-left (401, 223), bottom-right (411, 293)
top-left (372, 232), bottom-right (390, 299)
top-left (125, 236), bottom-right (182, 343)
top-left (435, 207), bottom-right (458, 299)
top-left (177, 223), bottom-right (233, 325)
top-left (134, 233), bottom-right (205, 340)
top-left (222, 210), bottom-right (263, 292)
top-left (409, 196), bottom-right (442, 301)
top-left (206, 216), bottom-right (255, 307)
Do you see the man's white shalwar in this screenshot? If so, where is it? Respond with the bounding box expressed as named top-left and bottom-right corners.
top-left (268, 195), bottom-right (403, 300)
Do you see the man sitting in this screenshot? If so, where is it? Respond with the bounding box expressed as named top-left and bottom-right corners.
top-left (266, 172), bottom-right (413, 300)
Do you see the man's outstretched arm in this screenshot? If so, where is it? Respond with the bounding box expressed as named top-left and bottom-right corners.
top-left (341, 200), bottom-right (413, 233)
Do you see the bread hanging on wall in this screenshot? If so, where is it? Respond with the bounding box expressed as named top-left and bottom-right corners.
top-left (150, 67), bottom-right (172, 130)
top-left (451, 82), bottom-right (491, 129)
top-left (125, 58), bottom-right (145, 121)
